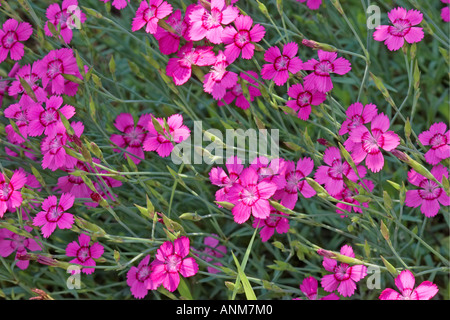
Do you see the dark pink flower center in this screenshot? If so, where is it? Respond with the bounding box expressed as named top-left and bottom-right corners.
top-left (47, 59), bottom-right (64, 79)
top-left (333, 264), bottom-right (351, 281)
top-left (202, 8), bottom-right (223, 29)
top-left (296, 91), bottom-right (313, 108)
top-left (264, 214), bottom-right (281, 228)
top-left (274, 55), bottom-right (290, 71)
top-left (55, 10), bottom-right (70, 29)
top-left (348, 114), bottom-right (364, 130)
top-left (40, 107), bottom-right (60, 127)
top-left (45, 205), bottom-right (64, 222)
top-left (136, 265), bottom-right (152, 282)
top-left (285, 171), bottom-right (305, 193)
top-left (123, 125), bottom-right (147, 147)
top-left (361, 129), bottom-right (384, 154)
top-left (231, 84), bottom-right (243, 97)
top-left (0, 182), bottom-right (13, 201)
top-left (48, 135), bottom-right (64, 153)
top-left (241, 184), bottom-right (260, 206)
top-left (389, 19), bottom-right (412, 37)
top-left (314, 60), bottom-right (334, 76)
top-left (328, 159), bottom-right (350, 180)
top-left (77, 246), bottom-right (91, 262)
top-left (1, 31), bottom-right (18, 49)
top-left (165, 254), bottom-right (181, 273)
top-left (7, 233), bottom-right (28, 252)
top-left (234, 30), bottom-right (250, 48)
top-left (418, 180), bottom-right (442, 201)
top-left (144, 5), bottom-right (158, 22)
top-left (430, 133), bottom-right (447, 150)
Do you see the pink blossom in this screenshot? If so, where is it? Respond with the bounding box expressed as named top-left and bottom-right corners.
top-left (203, 51), bottom-right (238, 100)
top-left (294, 276), bottom-right (340, 300)
top-left (127, 255), bottom-right (158, 299)
top-left (188, 0), bottom-right (239, 44)
top-left (296, 0), bottom-right (323, 10)
top-left (143, 113), bottom-right (191, 157)
top-left (249, 156), bottom-right (286, 190)
top-left (209, 156), bottom-right (244, 204)
top-left (339, 102), bottom-right (378, 136)
top-left (273, 157), bottom-right (316, 210)
top-left (252, 207), bottom-right (290, 242)
top-left (57, 160), bottom-right (95, 199)
top-left (100, 0), bottom-right (130, 10)
top-left (166, 42), bottom-right (216, 86)
top-left (66, 233), bottom-right (104, 275)
top-left (154, 9), bottom-right (191, 55)
top-left (442, 0), bottom-right (450, 22)
top-left (303, 50), bottom-right (351, 93)
top-left (418, 122), bottom-right (450, 165)
top-left (335, 180), bottom-right (374, 218)
top-left (201, 235), bottom-right (227, 274)
top-left (321, 245), bottom-right (368, 297)
top-left (405, 164), bottom-right (449, 218)
top-left (27, 95), bottom-right (76, 137)
top-left (227, 167), bottom-right (277, 224)
top-left (150, 236), bottom-right (199, 292)
top-left (286, 83), bottom-right (327, 120)
top-left (217, 70), bottom-right (262, 109)
top-left (373, 7), bottom-right (424, 51)
top-left (33, 193), bottom-right (75, 238)
top-left (0, 18), bottom-right (33, 63)
top-left (315, 146), bottom-right (367, 196)
top-left (0, 227), bottom-right (42, 270)
top-left (110, 113), bottom-right (152, 165)
top-left (44, 0), bottom-right (86, 44)
top-left (261, 42), bottom-right (303, 86)
top-left (344, 113), bottom-right (400, 173)
top-left (131, 0), bottom-right (173, 34)
top-left (0, 170), bottom-right (27, 217)
top-left (3, 94), bottom-right (41, 142)
top-left (7, 62), bottom-right (47, 102)
top-left (221, 14), bottom-right (266, 63)
top-left (379, 269), bottom-right (439, 300)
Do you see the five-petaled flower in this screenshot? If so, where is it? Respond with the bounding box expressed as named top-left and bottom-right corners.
top-left (65, 233), bottom-right (104, 275)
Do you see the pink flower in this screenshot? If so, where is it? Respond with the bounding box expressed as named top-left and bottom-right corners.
top-left (45, 0), bottom-right (86, 44)
top-left (252, 207), bottom-right (290, 242)
top-left (303, 50), bottom-right (351, 93)
top-left (442, 0), bottom-right (450, 22)
top-left (273, 157), bottom-right (316, 210)
top-left (405, 164), bottom-right (449, 218)
top-left (0, 18), bottom-right (33, 63)
top-left (261, 42), bottom-right (303, 86)
top-left (203, 51), bottom-right (238, 100)
top-left (315, 146), bottom-right (367, 196)
top-left (143, 113), bottom-right (191, 157)
top-left (188, 0), bottom-right (239, 44)
top-left (127, 255), bottom-right (158, 299)
top-left (286, 83), bottom-right (327, 120)
top-left (154, 9), bottom-right (190, 55)
top-left (3, 94), bottom-right (40, 142)
top-left (0, 228), bottom-right (42, 270)
top-left (33, 193), bottom-right (75, 238)
top-left (379, 269), bottom-right (439, 300)
top-left (35, 48), bottom-right (82, 96)
top-left (166, 42), bottom-right (216, 86)
top-left (7, 62), bottom-right (47, 102)
top-left (131, 0), bottom-right (173, 34)
top-left (110, 113), bottom-right (152, 165)
top-left (373, 7), bottom-right (424, 51)
top-left (418, 122), bottom-right (450, 165)
top-left (335, 180), bottom-right (374, 217)
top-left (66, 233), bottom-right (104, 275)
top-left (321, 245), bottom-right (368, 297)
top-left (0, 170), bottom-right (27, 218)
top-left (57, 161), bottom-right (93, 198)
top-left (100, 0), bottom-right (130, 10)
top-left (249, 157), bottom-right (286, 190)
top-left (295, 276), bottom-right (340, 300)
top-left (344, 113), bottom-right (400, 173)
top-left (339, 102), bottom-right (378, 136)
top-left (296, 0), bottom-right (323, 10)
top-left (150, 236), bottom-right (199, 292)
top-left (201, 235), bottom-right (227, 274)
top-left (27, 95), bottom-right (76, 137)
top-left (221, 14), bottom-right (266, 63)
top-left (227, 167), bottom-right (277, 224)
top-left (209, 156), bottom-right (244, 204)
top-left (217, 70), bottom-right (262, 110)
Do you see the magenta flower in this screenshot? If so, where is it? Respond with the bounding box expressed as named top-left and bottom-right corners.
top-left (131, 0), bottom-right (173, 34)
top-left (303, 50), bottom-right (351, 93)
top-left (110, 113), bottom-right (152, 165)
top-left (143, 113), bottom-right (191, 157)
top-left (379, 269), bottom-right (439, 300)
top-left (335, 180), bottom-right (374, 218)
top-left (442, 0), bottom-right (450, 22)
top-left (45, 0), bottom-right (86, 44)
top-left (201, 235), bottom-right (227, 274)
top-left (218, 70), bottom-right (262, 110)
top-left (227, 167), bottom-right (277, 224)
top-left (100, 0), bottom-right (130, 10)
top-left (27, 95), bottom-right (76, 137)
top-left (57, 161), bottom-right (94, 198)
top-left (286, 83), bottom-right (327, 120)
top-left (295, 276), bottom-right (339, 300)
top-left (321, 245), bottom-right (368, 297)
top-left (166, 42), bottom-right (216, 86)
top-left (405, 164), bottom-right (449, 218)
top-left (203, 51), bottom-right (238, 100)
top-left (344, 113), bottom-right (400, 173)
top-left (127, 255), bottom-right (158, 299)
top-left (35, 48), bottom-right (82, 96)
top-left (3, 94), bottom-right (41, 142)
top-left (188, 0), bottom-right (239, 44)
top-left (273, 157), bottom-right (316, 210)
top-left (296, 0), bottom-right (323, 10)
top-left (339, 102), bottom-right (378, 136)
top-left (252, 207), bottom-right (290, 242)
top-left (33, 193), bottom-right (75, 238)
top-left (154, 9), bottom-right (190, 55)
top-left (0, 170), bottom-right (27, 218)
top-left (221, 14), bottom-right (266, 64)
top-left (249, 157), bottom-right (286, 190)
top-left (209, 156), bottom-right (244, 204)
top-left (418, 122), bottom-right (450, 165)
top-left (150, 236), bottom-right (199, 292)
top-left (315, 146), bottom-right (367, 196)
top-left (261, 42), bottom-right (303, 86)
top-left (66, 233), bottom-right (104, 275)
top-left (0, 228), bottom-right (42, 270)
top-left (8, 62), bottom-right (47, 102)
top-left (373, 7), bottom-right (424, 51)
top-left (0, 18), bottom-right (33, 63)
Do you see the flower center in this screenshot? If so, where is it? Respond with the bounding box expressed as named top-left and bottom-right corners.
top-left (314, 60), bottom-right (333, 76)
top-left (349, 114), bottom-right (364, 130)
top-left (296, 91), bottom-right (312, 108)
top-left (40, 108), bottom-right (59, 127)
top-left (333, 264), bottom-right (351, 281)
top-left (389, 19), bottom-right (412, 37)
top-left (286, 171), bottom-right (304, 193)
top-left (47, 59), bottom-right (64, 78)
top-left (55, 10), bottom-right (70, 28)
top-left (265, 214), bottom-right (280, 228)
top-left (144, 6), bottom-right (157, 22)
top-left (0, 183), bottom-right (13, 201)
top-left (430, 133), bottom-right (447, 149)
top-left (234, 30), bottom-right (250, 48)
top-left (166, 254), bottom-right (181, 273)
top-left (124, 126), bottom-right (146, 147)
top-left (136, 265), bottom-right (151, 282)
top-left (274, 55), bottom-right (290, 71)
top-left (2, 31), bottom-right (17, 49)
top-left (361, 130), bottom-right (383, 154)
top-left (418, 180), bottom-right (442, 200)
top-left (77, 246), bottom-right (91, 262)
top-left (46, 205), bottom-right (63, 222)
top-left (202, 8), bottom-right (222, 29)
top-left (329, 159), bottom-right (349, 180)
top-left (242, 184), bottom-right (259, 206)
